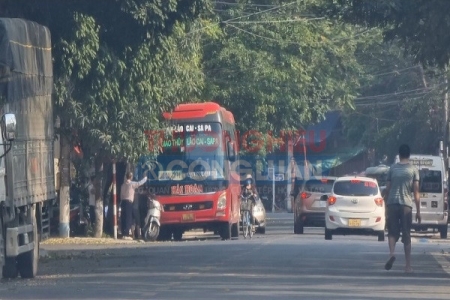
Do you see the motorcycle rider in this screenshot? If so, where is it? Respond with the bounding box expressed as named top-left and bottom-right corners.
top-left (241, 174), bottom-right (258, 225)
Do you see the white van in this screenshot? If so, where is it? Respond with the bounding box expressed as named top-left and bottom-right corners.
top-left (395, 154), bottom-right (448, 238)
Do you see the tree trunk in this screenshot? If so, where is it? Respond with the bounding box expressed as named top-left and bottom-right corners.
top-left (93, 154), bottom-right (104, 238)
top-left (59, 133), bottom-right (71, 238)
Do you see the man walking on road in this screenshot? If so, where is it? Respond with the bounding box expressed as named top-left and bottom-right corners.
top-left (120, 171), bottom-right (148, 240)
top-left (383, 144), bottom-right (421, 273)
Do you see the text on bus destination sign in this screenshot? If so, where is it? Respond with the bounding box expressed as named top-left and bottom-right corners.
top-left (162, 135), bottom-right (219, 148)
top-left (167, 124), bottom-right (213, 133)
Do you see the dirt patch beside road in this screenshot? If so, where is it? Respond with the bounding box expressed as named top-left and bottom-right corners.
top-left (42, 237), bottom-right (139, 245)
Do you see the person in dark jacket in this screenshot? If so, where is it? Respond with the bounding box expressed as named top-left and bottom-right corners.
top-left (241, 174), bottom-right (258, 224)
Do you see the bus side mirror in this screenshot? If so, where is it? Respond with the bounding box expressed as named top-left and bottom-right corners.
top-left (2, 113), bottom-right (16, 141)
top-left (227, 141), bottom-right (236, 161)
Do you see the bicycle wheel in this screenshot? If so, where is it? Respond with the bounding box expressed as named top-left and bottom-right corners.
top-left (242, 211), bottom-right (249, 238)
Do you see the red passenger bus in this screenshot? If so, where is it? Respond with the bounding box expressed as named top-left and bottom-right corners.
top-left (146, 102), bottom-right (241, 240)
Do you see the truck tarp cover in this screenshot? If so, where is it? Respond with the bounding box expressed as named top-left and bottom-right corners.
top-left (0, 18), bottom-right (53, 101)
top-left (0, 18), bottom-right (53, 138)
top-left (0, 18), bottom-right (53, 104)
top-left (0, 18), bottom-right (54, 205)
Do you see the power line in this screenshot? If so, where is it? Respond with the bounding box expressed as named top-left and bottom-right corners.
top-left (226, 23), bottom-right (283, 43)
top-left (370, 65), bottom-right (420, 77)
top-left (214, 1), bottom-right (280, 7)
top-left (225, 17), bottom-right (326, 24)
top-left (187, 1), bottom-right (298, 36)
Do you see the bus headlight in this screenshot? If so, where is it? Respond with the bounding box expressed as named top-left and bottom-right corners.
top-left (217, 192), bottom-right (227, 210)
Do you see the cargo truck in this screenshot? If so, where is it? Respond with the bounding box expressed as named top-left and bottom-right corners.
top-left (0, 18), bottom-right (55, 278)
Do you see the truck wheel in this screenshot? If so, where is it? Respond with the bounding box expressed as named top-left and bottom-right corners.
top-left (17, 209), bottom-right (39, 278)
top-left (1, 215), bottom-right (19, 279)
top-left (2, 258), bottom-right (18, 279)
top-left (439, 225), bottom-right (448, 239)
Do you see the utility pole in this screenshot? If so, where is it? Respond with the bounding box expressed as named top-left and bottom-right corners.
top-left (444, 66), bottom-right (449, 173)
top-left (112, 161), bottom-right (118, 239)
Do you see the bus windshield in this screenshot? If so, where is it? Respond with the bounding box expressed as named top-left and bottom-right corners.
top-left (156, 122), bottom-right (226, 183)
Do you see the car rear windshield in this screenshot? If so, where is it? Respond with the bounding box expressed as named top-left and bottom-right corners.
top-left (304, 179), bottom-right (335, 193)
top-left (419, 169), bottom-right (442, 193)
top-left (333, 180), bottom-right (378, 196)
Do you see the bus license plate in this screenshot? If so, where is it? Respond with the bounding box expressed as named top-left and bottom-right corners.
top-left (182, 213), bottom-right (195, 222)
top-left (348, 219), bottom-right (361, 227)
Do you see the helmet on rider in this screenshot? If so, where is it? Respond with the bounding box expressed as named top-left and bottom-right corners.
top-left (244, 174), bottom-right (253, 187)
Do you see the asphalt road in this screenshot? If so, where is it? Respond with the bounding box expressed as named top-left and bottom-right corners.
top-left (1, 213), bottom-right (450, 300)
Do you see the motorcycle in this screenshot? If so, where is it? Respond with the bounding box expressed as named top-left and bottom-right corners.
top-left (142, 194), bottom-right (163, 242)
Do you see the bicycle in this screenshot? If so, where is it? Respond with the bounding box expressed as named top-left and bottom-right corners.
top-left (240, 195), bottom-right (254, 239)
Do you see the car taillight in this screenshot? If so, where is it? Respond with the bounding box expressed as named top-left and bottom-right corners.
top-left (301, 192), bottom-right (311, 199)
top-left (374, 197), bottom-right (384, 207)
top-left (328, 196), bottom-right (336, 205)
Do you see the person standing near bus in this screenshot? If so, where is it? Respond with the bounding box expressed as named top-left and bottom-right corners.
top-left (383, 144), bottom-right (421, 273)
top-left (120, 171), bottom-right (148, 239)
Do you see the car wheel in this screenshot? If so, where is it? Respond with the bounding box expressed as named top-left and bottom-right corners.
top-left (439, 224), bottom-right (448, 239)
top-left (325, 228), bottom-right (332, 240)
top-left (294, 216), bottom-right (304, 234)
top-left (377, 231), bottom-right (385, 242)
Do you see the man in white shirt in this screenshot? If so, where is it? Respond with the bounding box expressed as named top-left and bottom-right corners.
top-left (120, 171), bottom-right (148, 239)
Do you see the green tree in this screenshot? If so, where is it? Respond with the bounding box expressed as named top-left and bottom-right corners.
top-left (324, 0), bottom-right (450, 68)
top-left (0, 0), bottom-right (210, 237)
top-left (201, 0), bottom-right (371, 135)
top-left (321, 0), bottom-right (449, 161)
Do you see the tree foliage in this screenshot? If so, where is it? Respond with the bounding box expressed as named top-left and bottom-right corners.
top-left (319, 0), bottom-right (450, 160)
top-left (0, 0), bottom-right (210, 162)
top-left (201, 0), bottom-right (370, 135)
top-left (324, 0), bottom-right (450, 68)
top-left (340, 36), bottom-right (445, 160)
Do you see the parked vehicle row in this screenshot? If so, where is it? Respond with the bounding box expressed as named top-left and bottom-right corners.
top-left (293, 153), bottom-right (450, 241)
top-left (293, 176), bottom-right (385, 241)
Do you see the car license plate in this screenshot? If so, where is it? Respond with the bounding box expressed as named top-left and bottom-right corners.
top-left (348, 219), bottom-right (361, 227)
top-left (182, 213), bottom-right (195, 222)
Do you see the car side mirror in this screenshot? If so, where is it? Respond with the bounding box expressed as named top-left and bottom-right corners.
top-left (320, 194), bottom-right (328, 201)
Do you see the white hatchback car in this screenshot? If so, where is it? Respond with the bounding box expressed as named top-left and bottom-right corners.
top-left (325, 176), bottom-right (386, 241)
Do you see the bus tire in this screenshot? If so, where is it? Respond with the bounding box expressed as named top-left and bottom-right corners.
top-left (220, 222), bottom-right (231, 240)
top-left (173, 229), bottom-right (183, 241)
top-left (231, 222), bottom-right (239, 239)
top-left (157, 227), bottom-right (172, 241)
